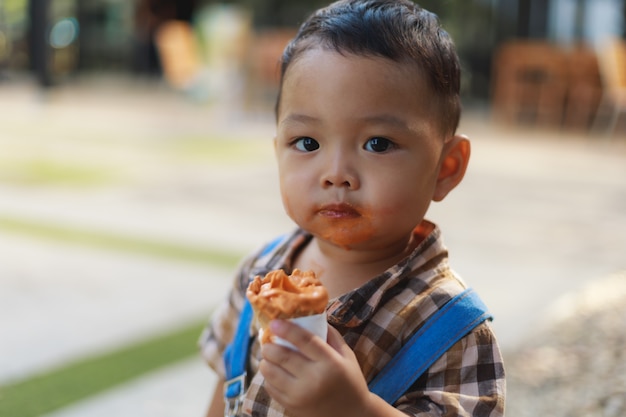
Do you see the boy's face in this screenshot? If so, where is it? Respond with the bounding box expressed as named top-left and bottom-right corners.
top-left (275, 48), bottom-right (456, 251)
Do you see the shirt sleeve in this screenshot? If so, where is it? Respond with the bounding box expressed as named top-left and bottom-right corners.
top-left (197, 255), bottom-right (255, 378)
top-left (395, 322), bottom-right (506, 417)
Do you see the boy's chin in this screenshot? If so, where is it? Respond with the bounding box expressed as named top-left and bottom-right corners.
top-left (305, 222), bottom-right (377, 250)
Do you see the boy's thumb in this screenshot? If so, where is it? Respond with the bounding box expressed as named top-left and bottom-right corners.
top-left (326, 325), bottom-right (348, 350)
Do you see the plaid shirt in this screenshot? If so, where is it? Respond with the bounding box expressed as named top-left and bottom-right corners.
top-left (199, 222), bottom-right (506, 417)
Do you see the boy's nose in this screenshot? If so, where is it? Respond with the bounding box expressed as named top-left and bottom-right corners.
top-left (321, 155), bottom-right (360, 189)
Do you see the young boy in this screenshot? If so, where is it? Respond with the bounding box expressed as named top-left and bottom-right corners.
top-left (199, 0), bottom-right (506, 416)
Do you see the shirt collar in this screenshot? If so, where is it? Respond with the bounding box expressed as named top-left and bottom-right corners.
top-left (271, 221), bottom-right (448, 328)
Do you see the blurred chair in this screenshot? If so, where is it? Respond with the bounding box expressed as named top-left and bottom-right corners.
top-left (562, 44), bottom-right (602, 131)
top-left (243, 29), bottom-right (297, 110)
top-left (592, 37), bottom-right (626, 136)
top-left (491, 40), bottom-right (568, 127)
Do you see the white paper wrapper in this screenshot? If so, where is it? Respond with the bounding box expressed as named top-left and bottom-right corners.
top-left (270, 313), bottom-right (328, 351)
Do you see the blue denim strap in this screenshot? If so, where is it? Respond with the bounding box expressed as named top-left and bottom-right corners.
top-left (368, 288), bottom-right (493, 405)
top-left (224, 300), bottom-right (254, 400)
top-left (223, 235), bottom-right (286, 408)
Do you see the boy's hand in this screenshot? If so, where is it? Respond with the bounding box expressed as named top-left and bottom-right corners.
top-left (259, 319), bottom-right (375, 417)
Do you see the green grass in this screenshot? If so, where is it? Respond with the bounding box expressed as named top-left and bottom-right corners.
top-left (0, 213), bottom-right (241, 416)
top-left (0, 159), bottom-right (118, 187)
top-left (0, 216), bottom-right (242, 268)
top-left (169, 136), bottom-right (272, 162)
top-left (0, 321), bottom-right (207, 417)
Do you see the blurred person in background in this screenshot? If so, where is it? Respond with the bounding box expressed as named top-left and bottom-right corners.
top-left (133, 0), bottom-right (197, 76)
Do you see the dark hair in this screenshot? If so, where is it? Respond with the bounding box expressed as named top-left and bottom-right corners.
top-left (275, 0), bottom-right (461, 135)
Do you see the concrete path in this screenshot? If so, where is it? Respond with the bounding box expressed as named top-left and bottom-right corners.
top-left (1, 76), bottom-right (625, 416)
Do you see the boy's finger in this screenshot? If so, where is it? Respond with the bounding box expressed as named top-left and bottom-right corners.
top-left (327, 325), bottom-right (358, 361)
top-left (261, 341), bottom-right (306, 376)
top-left (326, 324), bottom-right (347, 350)
top-left (259, 353), bottom-right (296, 391)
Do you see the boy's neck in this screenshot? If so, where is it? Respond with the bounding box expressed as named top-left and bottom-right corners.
top-left (294, 228), bottom-right (428, 299)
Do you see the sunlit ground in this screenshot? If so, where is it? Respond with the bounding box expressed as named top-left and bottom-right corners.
top-left (1, 74), bottom-right (625, 416)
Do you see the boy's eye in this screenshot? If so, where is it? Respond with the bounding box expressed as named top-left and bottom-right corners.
top-left (294, 137), bottom-right (320, 152)
top-left (364, 137), bottom-right (393, 153)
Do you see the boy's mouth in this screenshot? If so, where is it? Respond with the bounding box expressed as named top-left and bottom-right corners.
top-left (317, 203), bottom-right (361, 219)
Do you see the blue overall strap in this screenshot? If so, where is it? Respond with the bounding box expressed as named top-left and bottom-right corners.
top-left (223, 300), bottom-right (254, 399)
top-left (222, 235), bottom-right (286, 416)
top-left (368, 288), bottom-right (492, 405)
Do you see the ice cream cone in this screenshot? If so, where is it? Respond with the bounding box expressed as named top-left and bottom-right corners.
top-left (247, 269), bottom-right (328, 345)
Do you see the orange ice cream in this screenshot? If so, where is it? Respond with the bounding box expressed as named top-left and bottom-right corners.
top-left (246, 269), bottom-right (328, 344)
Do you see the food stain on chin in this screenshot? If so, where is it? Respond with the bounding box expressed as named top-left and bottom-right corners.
top-left (281, 195), bottom-right (375, 249)
top-left (317, 215), bottom-right (375, 249)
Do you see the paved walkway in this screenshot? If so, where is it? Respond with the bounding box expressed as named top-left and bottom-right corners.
top-left (1, 76), bottom-right (625, 416)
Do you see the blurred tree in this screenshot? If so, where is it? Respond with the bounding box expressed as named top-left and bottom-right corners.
top-left (418, 0), bottom-right (499, 100)
top-left (28, 0), bottom-right (52, 87)
top-left (234, 0), bottom-right (327, 28)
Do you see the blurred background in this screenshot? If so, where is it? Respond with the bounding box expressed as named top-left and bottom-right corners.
top-left (0, 1), bottom-right (625, 416)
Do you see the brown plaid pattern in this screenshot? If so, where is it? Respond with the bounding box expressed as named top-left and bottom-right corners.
top-left (199, 222), bottom-right (505, 416)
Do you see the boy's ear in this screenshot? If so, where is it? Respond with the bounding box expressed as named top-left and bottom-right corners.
top-left (432, 134), bottom-right (470, 202)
